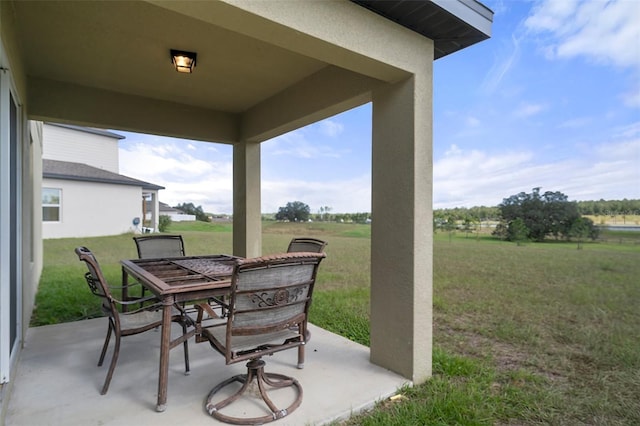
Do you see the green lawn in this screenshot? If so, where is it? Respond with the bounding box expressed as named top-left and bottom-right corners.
top-left (33, 222), bottom-right (640, 425)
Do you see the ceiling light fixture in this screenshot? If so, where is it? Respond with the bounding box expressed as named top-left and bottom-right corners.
top-left (170, 49), bottom-right (197, 73)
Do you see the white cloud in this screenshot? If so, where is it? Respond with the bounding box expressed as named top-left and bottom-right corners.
top-left (119, 138), bottom-right (233, 213)
top-left (613, 121), bottom-right (640, 139)
top-left (433, 136), bottom-right (640, 208)
top-left (558, 116), bottom-right (592, 129)
top-left (120, 142), bottom-right (220, 182)
top-left (524, 0), bottom-right (579, 33)
top-left (319, 119), bottom-right (344, 137)
top-left (466, 116), bottom-right (481, 127)
top-left (262, 174), bottom-right (371, 213)
top-left (119, 131), bottom-right (638, 214)
top-left (265, 128), bottom-right (344, 159)
top-left (620, 85), bottom-right (640, 108)
top-left (525, 0), bottom-right (640, 70)
top-left (513, 102), bottom-right (547, 118)
top-left (481, 34), bottom-right (522, 94)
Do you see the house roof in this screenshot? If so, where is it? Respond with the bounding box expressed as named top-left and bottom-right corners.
top-left (158, 201), bottom-right (181, 213)
top-left (352, 0), bottom-right (493, 59)
top-left (43, 159), bottom-right (164, 191)
top-left (46, 123), bottom-right (125, 140)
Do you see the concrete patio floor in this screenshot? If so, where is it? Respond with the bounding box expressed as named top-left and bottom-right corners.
top-left (5, 319), bottom-right (409, 425)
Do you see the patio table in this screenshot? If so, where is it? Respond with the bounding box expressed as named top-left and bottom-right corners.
top-left (120, 254), bottom-right (237, 412)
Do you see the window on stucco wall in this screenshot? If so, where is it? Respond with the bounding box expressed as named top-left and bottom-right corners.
top-left (42, 188), bottom-right (61, 222)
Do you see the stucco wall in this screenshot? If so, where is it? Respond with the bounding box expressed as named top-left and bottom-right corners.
top-left (42, 178), bottom-right (142, 239)
top-left (23, 121), bottom-right (43, 331)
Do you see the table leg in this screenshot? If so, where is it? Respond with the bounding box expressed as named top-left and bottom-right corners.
top-left (121, 268), bottom-right (129, 313)
top-left (156, 298), bottom-right (173, 412)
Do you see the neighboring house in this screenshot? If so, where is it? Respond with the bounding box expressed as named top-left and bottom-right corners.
top-left (157, 202), bottom-right (196, 222)
top-left (43, 159), bottom-right (164, 238)
top-left (41, 123), bottom-right (164, 238)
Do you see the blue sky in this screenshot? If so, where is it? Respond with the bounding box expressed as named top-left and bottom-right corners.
top-left (119, 0), bottom-right (640, 214)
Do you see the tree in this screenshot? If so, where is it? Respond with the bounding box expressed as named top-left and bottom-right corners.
top-left (275, 201), bottom-right (310, 222)
top-left (498, 188), bottom-right (589, 242)
top-left (443, 216), bottom-right (457, 242)
top-left (507, 218), bottom-right (529, 246)
top-left (351, 212), bottom-right (371, 224)
top-left (568, 217), bottom-right (599, 249)
top-left (158, 215), bottom-right (172, 232)
top-left (462, 215), bottom-right (478, 239)
top-left (319, 206), bottom-right (332, 221)
top-left (174, 202), bottom-right (210, 222)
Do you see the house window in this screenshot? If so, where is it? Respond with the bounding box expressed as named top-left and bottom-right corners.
top-left (42, 188), bottom-right (61, 222)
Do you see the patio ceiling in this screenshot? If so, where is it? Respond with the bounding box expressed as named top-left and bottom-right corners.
top-left (10, 0), bottom-right (491, 143)
top-left (15, 1), bottom-right (328, 114)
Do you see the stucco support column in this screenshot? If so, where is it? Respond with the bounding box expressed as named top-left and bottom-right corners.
top-left (370, 73), bottom-right (433, 384)
top-left (233, 142), bottom-right (261, 258)
top-left (151, 191), bottom-right (159, 232)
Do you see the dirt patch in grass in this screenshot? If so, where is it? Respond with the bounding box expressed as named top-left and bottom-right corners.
top-left (437, 321), bottom-right (534, 372)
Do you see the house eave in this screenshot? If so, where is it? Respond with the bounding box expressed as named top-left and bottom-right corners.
top-left (351, 0), bottom-right (493, 59)
top-left (46, 122), bottom-right (126, 140)
top-left (42, 159), bottom-right (164, 191)
top-left (43, 173), bottom-right (164, 191)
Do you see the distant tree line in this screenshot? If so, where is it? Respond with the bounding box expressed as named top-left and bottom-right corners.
top-left (271, 201), bottom-right (371, 224)
top-left (433, 191), bottom-right (640, 244)
top-left (434, 206), bottom-right (500, 223)
top-left (269, 195), bottom-right (638, 236)
top-left (433, 199), bottom-right (640, 224)
top-left (575, 199), bottom-right (640, 216)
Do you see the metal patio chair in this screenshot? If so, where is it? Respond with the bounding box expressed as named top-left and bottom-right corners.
top-left (75, 246), bottom-right (192, 395)
top-left (131, 234), bottom-right (186, 301)
top-left (286, 237), bottom-right (328, 253)
top-left (133, 234), bottom-right (186, 259)
top-left (195, 252), bottom-right (325, 424)
top-left (286, 237), bottom-right (327, 347)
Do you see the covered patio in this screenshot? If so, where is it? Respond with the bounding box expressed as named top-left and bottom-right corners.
top-left (0, 1), bottom-right (492, 423)
top-left (7, 320), bottom-right (407, 425)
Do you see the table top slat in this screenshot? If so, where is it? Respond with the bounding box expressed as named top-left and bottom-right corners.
top-left (121, 254), bottom-right (237, 297)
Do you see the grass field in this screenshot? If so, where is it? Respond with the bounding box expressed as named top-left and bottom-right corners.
top-left (34, 221), bottom-right (640, 425)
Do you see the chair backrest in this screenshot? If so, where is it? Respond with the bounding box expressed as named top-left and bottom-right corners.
top-left (286, 237), bottom-right (327, 253)
top-left (74, 246), bottom-right (117, 319)
top-left (133, 235), bottom-right (185, 259)
top-left (224, 252), bottom-right (325, 363)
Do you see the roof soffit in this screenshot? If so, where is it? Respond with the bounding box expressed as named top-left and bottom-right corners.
top-left (351, 0), bottom-right (493, 59)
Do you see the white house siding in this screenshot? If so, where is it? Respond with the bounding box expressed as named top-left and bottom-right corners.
top-left (42, 178), bottom-right (142, 239)
top-left (42, 123), bottom-right (120, 173)
top-left (167, 213), bottom-right (196, 222)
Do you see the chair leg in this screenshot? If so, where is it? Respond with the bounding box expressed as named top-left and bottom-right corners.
top-left (101, 329), bottom-right (121, 395)
top-left (139, 286), bottom-right (147, 310)
top-left (98, 323), bottom-right (112, 367)
top-left (297, 344), bottom-right (305, 369)
top-left (297, 329), bottom-right (311, 369)
top-left (181, 321), bottom-right (190, 375)
top-left (205, 359), bottom-right (302, 425)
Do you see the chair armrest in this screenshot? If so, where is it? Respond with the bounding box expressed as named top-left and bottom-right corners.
top-left (196, 302), bottom-right (220, 320)
top-left (194, 303), bottom-right (228, 343)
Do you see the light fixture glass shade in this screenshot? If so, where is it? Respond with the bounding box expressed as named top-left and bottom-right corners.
top-left (170, 49), bottom-right (197, 73)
